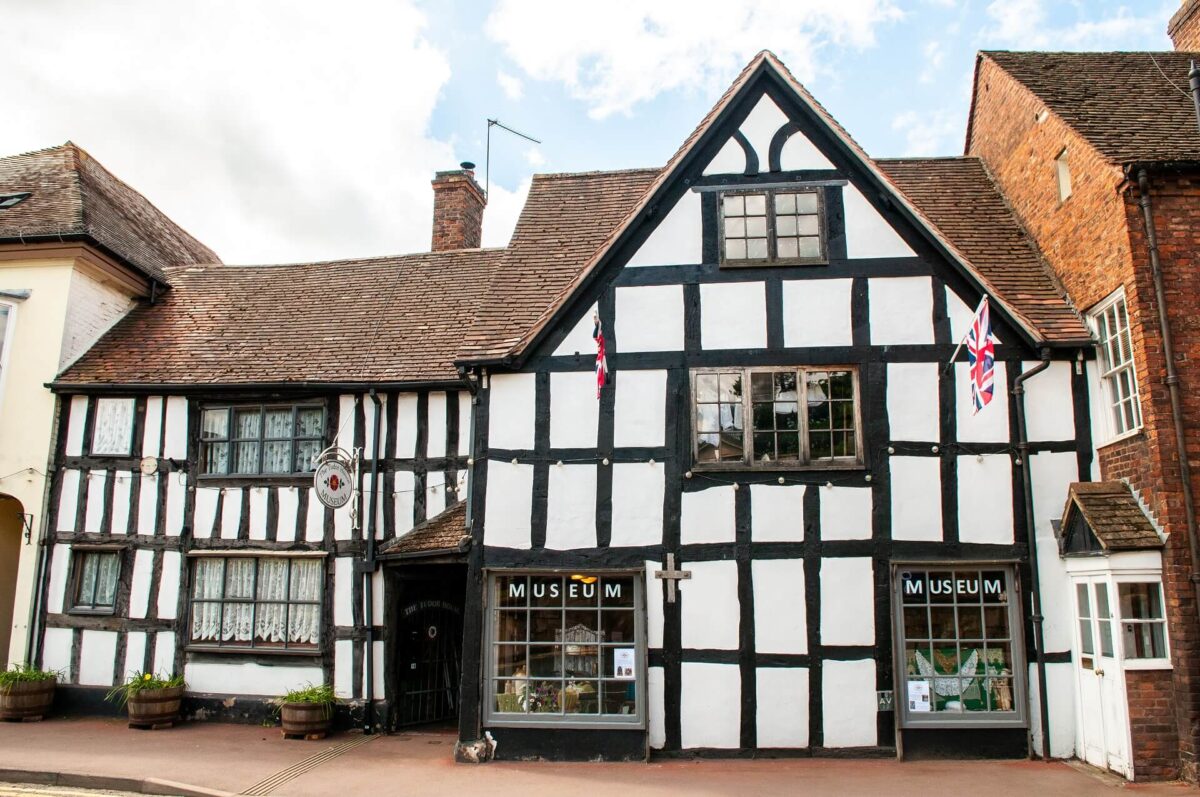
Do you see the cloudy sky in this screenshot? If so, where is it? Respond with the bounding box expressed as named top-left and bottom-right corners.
top-left (0, 0), bottom-right (1177, 264)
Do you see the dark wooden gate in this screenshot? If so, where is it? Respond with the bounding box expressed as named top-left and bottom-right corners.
top-left (394, 578), bottom-right (463, 727)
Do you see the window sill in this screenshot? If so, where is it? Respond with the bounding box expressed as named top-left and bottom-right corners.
top-left (1123, 659), bottom-right (1172, 671)
top-left (1095, 427), bottom-right (1144, 450)
top-left (900, 715), bottom-right (1027, 730)
top-left (719, 258), bottom-right (829, 269)
top-left (185, 644), bottom-right (322, 659)
top-left (67, 608), bottom-right (118, 617)
top-left (485, 716), bottom-right (645, 730)
top-left (692, 460), bottom-right (865, 473)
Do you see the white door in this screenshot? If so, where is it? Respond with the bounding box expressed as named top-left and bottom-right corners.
top-left (1071, 577), bottom-right (1131, 778)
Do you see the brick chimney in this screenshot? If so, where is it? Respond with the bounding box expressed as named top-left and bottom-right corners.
top-left (1169, 0), bottom-right (1200, 50)
top-left (431, 164), bottom-right (486, 251)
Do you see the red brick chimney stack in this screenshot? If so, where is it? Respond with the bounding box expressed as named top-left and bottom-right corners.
top-left (1169, 0), bottom-right (1200, 50)
top-left (431, 164), bottom-right (486, 251)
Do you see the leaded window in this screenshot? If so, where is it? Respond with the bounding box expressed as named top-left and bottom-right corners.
top-left (70, 550), bottom-right (120, 614)
top-left (692, 367), bottom-right (860, 468)
top-left (189, 555), bottom-right (323, 651)
top-left (720, 188), bottom-right (824, 266)
top-left (200, 404), bottom-right (324, 476)
top-left (1089, 291), bottom-right (1142, 438)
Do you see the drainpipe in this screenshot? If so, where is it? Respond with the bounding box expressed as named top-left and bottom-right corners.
top-left (1013, 349), bottom-right (1052, 761)
top-left (362, 390), bottom-right (383, 733)
top-left (1135, 169), bottom-right (1200, 635)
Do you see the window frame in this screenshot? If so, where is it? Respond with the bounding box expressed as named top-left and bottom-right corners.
top-left (1055, 147), bottom-right (1072, 203)
top-left (198, 402), bottom-right (327, 479)
top-left (1114, 576), bottom-right (1171, 670)
top-left (1087, 289), bottom-right (1143, 443)
top-left (717, 187), bottom-right (828, 268)
top-left (690, 366), bottom-right (863, 471)
top-left (68, 546), bottom-right (123, 616)
top-left (482, 569), bottom-right (646, 730)
top-left (90, 397), bottom-right (136, 456)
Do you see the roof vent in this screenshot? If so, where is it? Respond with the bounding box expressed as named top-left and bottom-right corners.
top-left (0, 192), bottom-right (31, 209)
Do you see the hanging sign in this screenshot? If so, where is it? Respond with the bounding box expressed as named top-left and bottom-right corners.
top-left (314, 458), bottom-right (354, 509)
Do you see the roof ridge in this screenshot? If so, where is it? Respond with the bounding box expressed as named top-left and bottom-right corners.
top-left (533, 167), bottom-right (660, 180)
top-left (205, 247), bottom-right (508, 270)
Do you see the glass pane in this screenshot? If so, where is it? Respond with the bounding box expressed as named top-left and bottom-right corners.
top-left (744, 193), bottom-right (766, 215)
top-left (984, 643), bottom-right (1012, 675)
top-left (495, 610), bottom-right (527, 643)
top-left (601, 680), bottom-right (637, 715)
top-left (602, 610), bottom-right (636, 643)
top-left (495, 645), bottom-right (527, 678)
top-left (296, 408), bottom-right (323, 437)
top-left (797, 216), bottom-right (820, 236)
top-left (600, 577), bottom-right (634, 608)
top-left (495, 681), bottom-right (528, 713)
top-left (255, 602), bottom-right (289, 645)
top-left (719, 373), bottom-right (742, 402)
top-left (798, 236), bottom-right (822, 259)
top-left (986, 678), bottom-right (1015, 712)
top-left (289, 560), bottom-right (321, 601)
top-left (263, 409), bottom-right (291, 439)
top-left (695, 374), bottom-right (718, 402)
top-left (929, 606), bottom-right (957, 640)
top-left (222, 602), bottom-right (253, 642)
top-left (93, 553), bottom-right (119, 607)
top-left (1119, 583), bottom-right (1163, 620)
top-left (905, 641), bottom-right (932, 677)
top-left (751, 372), bottom-right (774, 401)
top-left (527, 680), bottom-right (562, 713)
top-left (796, 192), bottom-right (819, 213)
top-left (225, 558), bottom-right (256, 599)
top-left (193, 558), bottom-right (225, 599)
top-left (745, 216), bottom-right (767, 238)
top-left (234, 409), bottom-right (261, 439)
top-left (564, 681), bottom-right (599, 714)
top-left (777, 216), bottom-right (798, 236)
top-left (75, 554), bottom-right (98, 606)
top-left (724, 217), bottom-right (745, 237)
top-left (904, 606), bottom-right (929, 638)
top-left (295, 440), bottom-right (321, 473)
top-left (564, 610), bottom-right (600, 642)
top-left (957, 606), bottom-right (983, 639)
top-left (234, 442), bottom-right (259, 474)
top-left (983, 607), bottom-right (1008, 638)
top-left (775, 193), bottom-right (796, 214)
top-left (747, 238), bottom-right (768, 260)
top-left (256, 559), bottom-right (288, 600)
top-left (530, 576), bottom-right (563, 607)
top-left (723, 195), bottom-right (744, 216)
top-left (201, 409), bottom-right (228, 440)
top-left (1123, 620), bottom-right (1166, 659)
top-left (1094, 583), bottom-right (1111, 619)
top-left (565, 576), bottom-right (599, 607)
top-left (726, 239), bottom-right (747, 260)
top-left (901, 572), bottom-right (927, 604)
top-left (530, 611), bottom-right (561, 642)
top-left (777, 237), bottom-right (799, 259)
top-left (203, 442), bottom-right (229, 475)
top-left (1078, 619), bottom-right (1095, 655)
top-left (981, 571), bottom-right (1008, 603)
top-left (263, 440), bottom-right (291, 474)
top-left (498, 576), bottom-right (529, 607)
top-left (528, 648), bottom-right (562, 678)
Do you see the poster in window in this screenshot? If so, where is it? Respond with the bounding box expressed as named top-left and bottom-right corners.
top-left (613, 648), bottom-right (635, 680)
top-left (908, 680), bottom-right (931, 712)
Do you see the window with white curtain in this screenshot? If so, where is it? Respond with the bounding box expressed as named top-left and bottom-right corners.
top-left (200, 403), bottom-right (325, 476)
top-left (91, 397), bottom-right (136, 455)
top-left (189, 555), bottom-right (323, 651)
top-left (70, 549), bottom-right (121, 614)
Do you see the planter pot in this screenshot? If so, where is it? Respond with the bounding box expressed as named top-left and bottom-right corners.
top-left (280, 702), bottom-right (332, 739)
top-left (126, 686), bottom-right (184, 729)
top-left (0, 680), bottom-right (56, 722)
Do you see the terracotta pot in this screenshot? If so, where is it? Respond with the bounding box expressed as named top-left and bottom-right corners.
top-left (126, 685), bottom-right (184, 728)
top-left (0, 680), bottom-right (56, 721)
top-left (280, 701), bottom-right (332, 738)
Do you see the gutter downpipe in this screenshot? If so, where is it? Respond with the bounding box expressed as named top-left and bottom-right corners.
top-left (363, 390), bottom-right (383, 733)
top-left (1136, 168), bottom-right (1200, 633)
top-left (1013, 348), bottom-right (1052, 761)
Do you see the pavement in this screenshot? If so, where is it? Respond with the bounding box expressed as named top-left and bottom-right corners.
top-left (0, 717), bottom-right (1192, 796)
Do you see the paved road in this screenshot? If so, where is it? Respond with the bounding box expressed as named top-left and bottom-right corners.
top-left (0, 786), bottom-right (139, 797)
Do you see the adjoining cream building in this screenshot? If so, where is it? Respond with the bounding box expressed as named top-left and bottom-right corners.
top-left (0, 143), bottom-right (217, 666)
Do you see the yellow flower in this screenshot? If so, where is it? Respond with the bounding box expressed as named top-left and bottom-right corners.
top-left (143, 674), bottom-right (152, 681)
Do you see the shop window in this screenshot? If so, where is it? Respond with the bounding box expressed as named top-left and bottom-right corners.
top-left (1089, 290), bottom-right (1142, 440)
top-left (69, 549), bottom-right (121, 615)
top-left (719, 188), bottom-right (825, 266)
top-left (199, 403), bottom-right (324, 477)
top-left (91, 398), bottom-right (136, 456)
top-left (487, 573), bottom-right (643, 726)
top-left (188, 555), bottom-right (323, 651)
top-left (895, 566), bottom-right (1026, 727)
top-left (1119, 582), bottom-right (1168, 660)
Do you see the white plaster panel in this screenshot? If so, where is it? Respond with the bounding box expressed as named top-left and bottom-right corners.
top-left (890, 457), bottom-right (942, 542)
top-left (781, 278), bottom-right (853, 348)
top-left (750, 484), bottom-right (805, 542)
top-left (46, 544), bottom-right (70, 614)
top-left (41, 628), bottom-right (73, 676)
top-left (185, 661), bottom-right (323, 696)
top-left (680, 663), bottom-right (741, 749)
top-left (128, 549), bottom-right (154, 620)
top-left (613, 369), bottom-right (667, 448)
top-left (549, 371), bottom-right (598, 449)
top-left (305, 488), bottom-right (325, 542)
top-left (680, 485), bottom-right (736, 545)
top-left (393, 471), bottom-right (415, 536)
top-left (137, 474), bottom-right (157, 535)
top-left (946, 288), bottom-right (978, 345)
top-left (1029, 662), bottom-right (1076, 760)
top-left (820, 486), bottom-right (873, 541)
top-left (753, 559), bottom-right (806, 654)
top-left (141, 396), bottom-right (163, 457)
top-left (626, 191), bottom-right (702, 267)
top-left (337, 395), bottom-right (357, 452)
top-left (78, 630), bottom-right (118, 686)
top-left (822, 659), bottom-right (877, 747)
top-left (395, 394), bottom-right (418, 459)
top-left (781, 131), bottom-right (835, 170)
top-left (372, 571), bottom-right (385, 633)
top-left (157, 551), bottom-right (181, 620)
top-left (334, 640), bottom-right (353, 698)
top-left (276, 487), bottom-right (299, 543)
top-left (869, 277), bottom-right (933, 345)
top-left (680, 560), bottom-right (739, 650)
top-left (123, 632), bottom-right (146, 680)
top-left (57, 469), bottom-right (80, 532)
top-left (162, 397), bottom-right (188, 460)
top-left (334, 557), bottom-right (353, 627)
top-left (65, 396), bottom-right (88, 456)
top-left (739, 94), bottom-right (788, 167)
top-left (427, 392), bottom-right (447, 458)
top-left (955, 360), bottom-right (1010, 443)
top-left (483, 461), bottom-right (533, 549)
top-left (458, 393), bottom-right (473, 455)
top-left (609, 463), bottom-right (664, 547)
top-left (820, 557), bottom-right (875, 646)
top-left (333, 502), bottom-right (352, 541)
top-left (248, 487), bottom-right (268, 540)
top-left (957, 454), bottom-right (1014, 545)
top-left (756, 667), bottom-right (810, 747)
top-left (546, 464), bottom-right (597, 550)
top-left (153, 631), bottom-right (175, 676)
top-left (552, 303), bottom-right (598, 356)
top-left (165, 477), bottom-right (185, 537)
top-left (84, 470), bottom-right (106, 533)
top-left (887, 363), bottom-right (940, 442)
top-left (844, 183), bottom-right (915, 259)
top-left (648, 666), bottom-right (666, 749)
top-left (220, 488), bottom-right (242, 539)
top-left (1022, 361), bottom-right (1075, 441)
top-left (1031, 451), bottom-right (1079, 652)
top-left (645, 560), bottom-right (664, 649)
top-left (700, 282), bottom-right (767, 350)
top-left (615, 285), bottom-right (684, 352)
top-left (702, 137), bottom-right (746, 176)
top-left (110, 471), bottom-right (132, 535)
top-left (425, 471), bottom-right (447, 519)
top-left (488, 373), bottom-right (536, 451)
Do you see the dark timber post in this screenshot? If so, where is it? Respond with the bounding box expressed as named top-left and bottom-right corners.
top-left (362, 390), bottom-right (383, 733)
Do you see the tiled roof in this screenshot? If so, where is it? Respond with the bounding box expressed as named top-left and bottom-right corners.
top-left (55, 249), bottom-right (501, 386)
top-left (0, 143), bottom-right (218, 283)
top-left (878, 157), bottom-right (1089, 343)
top-left (979, 51), bottom-right (1200, 164)
top-left (1063, 482), bottom-right (1163, 551)
top-left (379, 501), bottom-right (468, 558)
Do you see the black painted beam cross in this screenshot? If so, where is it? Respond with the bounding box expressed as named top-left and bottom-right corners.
top-left (654, 553), bottom-right (691, 603)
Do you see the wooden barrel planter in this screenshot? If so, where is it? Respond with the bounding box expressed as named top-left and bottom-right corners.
top-left (0, 680), bottom-right (56, 722)
top-left (126, 686), bottom-right (184, 730)
top-left (280, 702), bottom-right (332, 740)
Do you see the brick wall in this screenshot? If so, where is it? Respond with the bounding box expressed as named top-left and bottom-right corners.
top-left (1126, 669), bottom-right (1180, 781)
top-left (431, 169), bottom-right (486, 252)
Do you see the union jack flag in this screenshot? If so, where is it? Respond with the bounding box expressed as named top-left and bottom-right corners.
top-left (967, 297), bottom-right (995, 415)
top-left (593, 313), bottom-right (609, 398)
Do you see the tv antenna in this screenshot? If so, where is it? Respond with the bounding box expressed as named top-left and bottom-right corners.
top-left (485, 118), bottom-right (541, 198)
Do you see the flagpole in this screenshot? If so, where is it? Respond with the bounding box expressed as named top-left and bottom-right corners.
top-left (942, 295), bottom-right (989, 375)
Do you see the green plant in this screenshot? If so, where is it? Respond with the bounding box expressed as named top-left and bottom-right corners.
top-left (0, 663), bottom-right (59, 689)
top-left (273, 683), bottom-right (336, 720)
top-left (105, 670), bottom-right (186, 707)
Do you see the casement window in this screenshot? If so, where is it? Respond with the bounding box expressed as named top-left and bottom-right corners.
top-left (692, 367), bottom-right (861, 468)
top-left (91, 398), bottom-right (136, 456)
top-left (1089, 290), bottom-right (1142, 439)
top-left (486, 573), bottom-right (644, 727)
top-left (200, 403), bottom-right (324, 476)
top-left (719, 188), bottom-right (825, 266)
top-left (70, 549), bottom-right (121, 615)
top-left (189, 554), bottom-right (323, 651)
top-left (894, 566), bottom-right (1026, 727)
top-left (1118, 582), bottom-right (1168, 661)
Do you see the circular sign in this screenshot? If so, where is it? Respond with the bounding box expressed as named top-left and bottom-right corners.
top-left (314, 459), bottom-right (354, 509)
top-left (139, 456), bottom-right (159, 476)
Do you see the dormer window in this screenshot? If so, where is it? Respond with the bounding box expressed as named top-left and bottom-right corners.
top-left (720, 188), bottom-right (825, 266)
top-left (1055, 149), bottom-right (1072, 203)
top-left (0, 192), bottom-right (30, 209)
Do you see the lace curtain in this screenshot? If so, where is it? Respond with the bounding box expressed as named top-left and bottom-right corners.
top-left (191, 557), bottom-right (321, 646)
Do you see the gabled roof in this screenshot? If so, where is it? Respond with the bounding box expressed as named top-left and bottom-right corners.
top-left (1059, 481), bottom-right (1163, 555)
top-left (0, 143), bottom-right (219, 284)
top-left (975, 51), bottom-right (1200, 165)
top-left (378, 501), bottom-right (468, 559)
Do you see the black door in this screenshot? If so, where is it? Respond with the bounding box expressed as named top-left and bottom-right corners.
top-left (395, 575), bottom-right (463, 727)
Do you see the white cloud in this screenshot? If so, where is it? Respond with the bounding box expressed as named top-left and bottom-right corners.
top-left (523, 146), bottom-right (546, 168)
top-left (0, 0), bottom-right (463, 264)
top-left (481, 178), bottom-right (532, 249)
top-left (486, 0), bottom-right (903, 119)
top-left (497, 71), bottom-right (525, 101)
top-left (891, 109), bottom-right (962, 157)
top-left (982, 1), bottom-right (1161, 49)
top-left (919, 40), bottom-right (945, 84)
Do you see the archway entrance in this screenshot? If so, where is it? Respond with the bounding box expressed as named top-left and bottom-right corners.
top-left (0, 494), bottom-right (25, 667)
